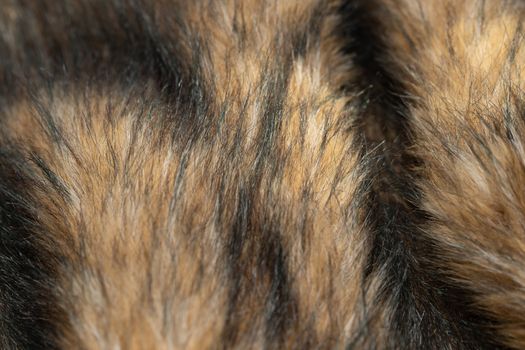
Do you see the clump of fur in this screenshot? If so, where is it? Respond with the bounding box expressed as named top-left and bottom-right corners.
top-left (0, 1), bottom-right (367, 348)
top-left (378, 0), bottom-right (525, 348)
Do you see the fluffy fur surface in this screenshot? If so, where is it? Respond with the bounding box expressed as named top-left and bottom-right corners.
top-left (1, 0), bottom-right (525, 349)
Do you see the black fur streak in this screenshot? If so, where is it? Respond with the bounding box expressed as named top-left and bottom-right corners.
top-left (0, 150), bottom-right (62, 349)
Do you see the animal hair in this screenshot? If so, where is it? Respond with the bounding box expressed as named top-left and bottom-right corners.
top-left (1, 0), bottom-right (525, 349)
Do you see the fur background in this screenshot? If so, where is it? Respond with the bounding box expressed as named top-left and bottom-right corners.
top-left (0, 0), bottom-right (524, 348)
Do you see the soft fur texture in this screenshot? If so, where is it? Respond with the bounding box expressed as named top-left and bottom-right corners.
top-left (1, 0), bottom-right (525, 349)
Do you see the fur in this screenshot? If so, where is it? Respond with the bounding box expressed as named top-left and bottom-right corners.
top-left (0, 0), bottom-right (524, 349)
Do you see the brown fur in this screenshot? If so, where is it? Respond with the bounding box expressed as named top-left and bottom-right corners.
top-left (377, 0), bottom-right (525, 348)
top-left (2, 0), bottom-right (525, 349)
top-left (0, 1), bottom-right (368, 348)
